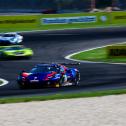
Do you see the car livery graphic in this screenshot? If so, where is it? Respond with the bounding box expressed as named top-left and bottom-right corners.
top-left (17, 63), bottom-right (80, 89)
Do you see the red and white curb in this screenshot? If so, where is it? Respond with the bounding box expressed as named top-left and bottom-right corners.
top-left (65, 42), bottom-right (126, 65)
top-left (0, 78), bottom-right (9, 87)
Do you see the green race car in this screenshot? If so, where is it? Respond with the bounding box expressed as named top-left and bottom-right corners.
top-left (0, 45), bottom-right (33, 60)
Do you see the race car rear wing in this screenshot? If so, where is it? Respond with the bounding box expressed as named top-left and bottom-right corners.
top-left (39, 62), bottom-right (80, 65)
top-left (59, 62), bottom-right (80, 65)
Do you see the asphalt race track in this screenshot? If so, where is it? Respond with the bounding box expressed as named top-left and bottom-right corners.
top-left (1, 27), bottom-right (126, 97)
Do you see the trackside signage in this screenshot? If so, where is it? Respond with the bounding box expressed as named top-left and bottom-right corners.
top-left (0, 15), bottom-right (38, 29)
top-left (39, 12), bottom-right (110, 30)
top-left (42, 16), bottom-right (97, 24)
top-left (107, 45), bottom-right (126, 57)
top-left (111, 11), bottom-right (126, 25)
top-left (0, 19), bottom-right (36, 24)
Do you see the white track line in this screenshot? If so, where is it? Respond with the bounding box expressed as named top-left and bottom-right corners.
top-left (0, 78), bottom-right (9, 87)
top-left (65, 41), bottom-right (126, 65)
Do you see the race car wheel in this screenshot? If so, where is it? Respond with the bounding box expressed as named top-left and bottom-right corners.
top-left (73, 72), bottom-right (80, 86)
top-left (55, 76), bottom-right (64, 88)
top-left (18, 82), bottom-right (29, 89)
top-left (0, 53), bottom-right (7, 59)
top-left (55, 83), bottom-right (60, 88)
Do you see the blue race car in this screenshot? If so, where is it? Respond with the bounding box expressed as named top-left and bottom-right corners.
top-left (17, 63), bottom-right (80, 89)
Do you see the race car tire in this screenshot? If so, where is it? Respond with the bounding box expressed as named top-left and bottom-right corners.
top-left (54, 83), bottom-right (60, 88)
top-left (55, 76), bottom-right (64, 87)
top-left (73, 72), bottom-right (80, 86)
top-left (0, 53), bottom-right (6, 58)
top-left (18, 82), bottom-right (30, 89)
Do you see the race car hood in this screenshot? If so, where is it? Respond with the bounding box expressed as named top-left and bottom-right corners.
top-left (26, 72), bottom-right (57, 81)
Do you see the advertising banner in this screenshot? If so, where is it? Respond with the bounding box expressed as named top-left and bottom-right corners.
top-left (0, 15), bottom-right (39, 30)
top-left (42, 16), bottom-right (97, 25)
top-left (107, 45), bottom-right (126, 57)
top-left (111, 11), bottom-right (126, 25)
top-left (39, 12), bottom-right (110, 30)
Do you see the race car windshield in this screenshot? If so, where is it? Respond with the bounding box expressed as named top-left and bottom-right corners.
top-left (30, 66), bottom-right (58, 73)
top-left (2, 34), bottom-right (15, 37)
top-left (4, 46), bottom-right (23, 50)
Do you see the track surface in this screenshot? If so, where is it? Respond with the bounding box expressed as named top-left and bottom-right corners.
top-left (1, 27), bottom-right (126, 97)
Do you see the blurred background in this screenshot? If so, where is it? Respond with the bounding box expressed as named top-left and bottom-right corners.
top-left (0, 0), bottom-right (125, 14)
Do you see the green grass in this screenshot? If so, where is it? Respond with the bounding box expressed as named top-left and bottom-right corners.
top-left (1, 24), bottom-right (126, 33)
top-left (71, 46), bottom-right (126, 63)
top-left (0, 24), bottom-right (110, 33)
top-left (0, 80), bottom-right (2, 85)
top-left (0, 89), bottom-right (126, 104)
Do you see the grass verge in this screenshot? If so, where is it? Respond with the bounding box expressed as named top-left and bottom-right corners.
top-left (0, 89), bottom-right (126, 104)
top-left (0, 80), bottom-right (3, 85)
top-left (1, 24), bottom-right (126, 33)
top-left (71, 45), bottom-right (126, 63)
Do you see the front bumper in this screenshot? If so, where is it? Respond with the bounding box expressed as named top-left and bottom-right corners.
top-left (18, 79), bottom-right (59, 88)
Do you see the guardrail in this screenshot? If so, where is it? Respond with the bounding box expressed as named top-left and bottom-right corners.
top-left (0, 11), bottom-right (126, 32)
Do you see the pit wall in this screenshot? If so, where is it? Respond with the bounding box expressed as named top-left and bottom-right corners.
top-left (0, 11), bottom-right (126, 33)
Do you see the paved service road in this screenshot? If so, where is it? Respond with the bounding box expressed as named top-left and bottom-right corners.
top-left (0, 27), bottom-right (126, 97)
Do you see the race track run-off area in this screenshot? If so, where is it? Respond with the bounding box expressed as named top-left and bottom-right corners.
top-left (1, 28), bottom-right (126, 97)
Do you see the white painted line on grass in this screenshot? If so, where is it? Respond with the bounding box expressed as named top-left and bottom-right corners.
top-left (0, 78), bottom-right (9, 87)
top-left (65, 41), bottom-right (126, 65)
